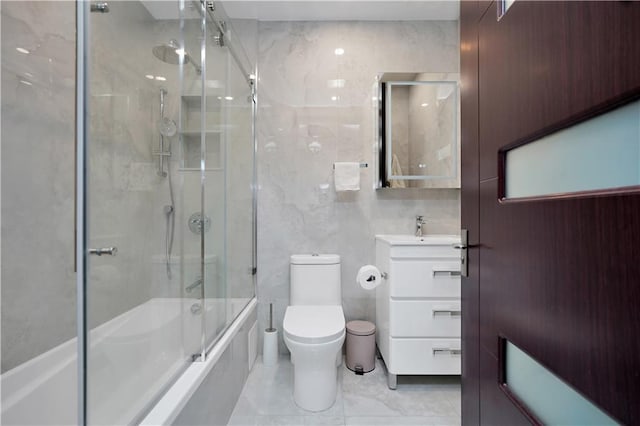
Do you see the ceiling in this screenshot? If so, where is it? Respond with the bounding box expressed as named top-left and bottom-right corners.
top-left (222, 1), bottom-right (459, 21)
top-left (141, 0), bottom-right (460, 21)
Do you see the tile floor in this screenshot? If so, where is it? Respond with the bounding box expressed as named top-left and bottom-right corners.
top-left (227, 356), bottom-right (461, 426)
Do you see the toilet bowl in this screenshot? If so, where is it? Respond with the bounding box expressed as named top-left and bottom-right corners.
top-left (284, 305), bottom-right (345, 411)
top-left (283, 254), bottom-right (345, 412)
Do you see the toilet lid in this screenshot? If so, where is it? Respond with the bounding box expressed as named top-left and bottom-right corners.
top-left (283, 306), bottom-right (345, 344)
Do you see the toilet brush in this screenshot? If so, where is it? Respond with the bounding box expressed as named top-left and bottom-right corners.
top-left (263, 303), bottom-right (278, 366)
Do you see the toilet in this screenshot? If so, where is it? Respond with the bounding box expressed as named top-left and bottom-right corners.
top-left (283, 254), bottom-right (345, 412)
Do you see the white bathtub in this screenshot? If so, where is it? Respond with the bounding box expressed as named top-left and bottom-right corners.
top-left (1, 297), bottom-right (256, 425)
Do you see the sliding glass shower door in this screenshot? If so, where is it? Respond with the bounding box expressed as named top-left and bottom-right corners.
top-left (80, 0), bottom-right (255, 424)
top-left (83, 1), bottom-right (203, 423)
top-left (201, 15), bottom-right (256, 350)
top-left (79, 0), bottom-right (255, 424)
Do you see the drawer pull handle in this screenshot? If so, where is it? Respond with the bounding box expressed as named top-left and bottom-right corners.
top-left (433, 348), bottom-right (462, 356)
top-left (433, 310), bottom-right (462, 316)
top-left (432, 270), bottom-right (461, 277)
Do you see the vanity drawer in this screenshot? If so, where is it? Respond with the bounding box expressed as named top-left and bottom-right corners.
top-left (389, 245), bottom-right (459, 259)
top-left (388, 338), bottom-right (461, 375)
top-left (390, 300), bottom-right (461, 337)
top-left (390, 259), bottom-right (460, 298)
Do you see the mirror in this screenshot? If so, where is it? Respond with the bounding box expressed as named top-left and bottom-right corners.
top-left (375, 73), bottom-right (460, 189)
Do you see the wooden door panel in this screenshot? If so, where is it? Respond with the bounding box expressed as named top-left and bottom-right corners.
top-left (479, 178), bottom-right (640, 423)
top-left (478, 1), bottom-right (640, 181)
top-left (479, 349), bottom-right (530, 426)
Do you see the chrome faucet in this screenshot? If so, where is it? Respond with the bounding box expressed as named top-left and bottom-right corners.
top-left (185, 278), bottom-right (203, 294)
top-left (415, 215), bottom-right (427, 237)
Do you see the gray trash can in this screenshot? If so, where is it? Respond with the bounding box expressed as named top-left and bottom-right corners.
top-left (345, 320), bottom-right (376, 374)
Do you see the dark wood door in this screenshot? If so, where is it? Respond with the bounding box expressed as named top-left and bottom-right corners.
top-left (461, 1), bottom-right (640, 424)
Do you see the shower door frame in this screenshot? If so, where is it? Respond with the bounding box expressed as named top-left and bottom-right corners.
top-left (75, 2), bottom-right (89, 424)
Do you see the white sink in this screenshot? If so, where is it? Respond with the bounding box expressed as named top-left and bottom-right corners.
top-left (375, 234), bottom-right (460, 246)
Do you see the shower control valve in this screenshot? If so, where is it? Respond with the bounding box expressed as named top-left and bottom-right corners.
top-left (188, 212), bottom-right (211, 234)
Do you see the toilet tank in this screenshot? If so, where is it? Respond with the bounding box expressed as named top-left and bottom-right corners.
top-left (290, 254), bottom-right (341, 305)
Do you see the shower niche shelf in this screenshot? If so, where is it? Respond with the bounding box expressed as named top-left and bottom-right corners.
top-left (180, 131), bottom-right (222, 171)
top-left (180, 93), bottom-right (224, 172)
top-left (181, 94), bottom-right (222, 111)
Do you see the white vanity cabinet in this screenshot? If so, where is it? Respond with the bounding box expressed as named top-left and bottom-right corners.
top-left (375, 234), bottom-right (462, 389)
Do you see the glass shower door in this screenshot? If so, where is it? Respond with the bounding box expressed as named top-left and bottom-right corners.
top-left (80, 1), bottom-right (256, 422)
top-left (199, 24), bottom-right (229, 350)
top-left (222, 48), bottom-right (256, 328)
top-left (200, 19), bottom-right (256, 351)
top-left (83, 1), bottom-right (201, 423)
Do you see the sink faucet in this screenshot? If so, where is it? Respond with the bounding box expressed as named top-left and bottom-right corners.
top-left (186, 278), bottom-right (203, 294)
top-left (415, 215), bottom-right (427, 237)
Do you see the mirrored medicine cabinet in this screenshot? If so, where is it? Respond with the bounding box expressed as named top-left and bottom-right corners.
top-left (375, 73), bottom-right (460, 189)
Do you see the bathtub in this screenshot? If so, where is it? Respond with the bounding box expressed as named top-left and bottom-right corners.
top-left (1, 297), bottom-right (256, 425)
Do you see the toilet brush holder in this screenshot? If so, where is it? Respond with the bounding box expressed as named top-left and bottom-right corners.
top-left (263, 329), bottom-right (278, 366)
top-left (263, 303), bottom-right (278, 366)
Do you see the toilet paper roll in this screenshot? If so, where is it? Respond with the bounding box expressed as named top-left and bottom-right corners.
top-left (357, 265), bottom-right (382, 290)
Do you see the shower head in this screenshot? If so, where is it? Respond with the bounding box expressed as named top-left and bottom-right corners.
top-left (152, 40), bottom-right (202, 74)
top-left (152, 40), bottom-right (182, 65)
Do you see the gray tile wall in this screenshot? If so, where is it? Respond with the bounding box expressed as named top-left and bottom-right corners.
top-left (1, 1), bottom-right (77, 372)
top-left (256, 21), bottom-right (461, 354)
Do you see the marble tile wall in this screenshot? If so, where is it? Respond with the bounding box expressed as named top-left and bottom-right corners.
top-left (256, 21), bottom-right (460, 354)
top-left (87, 0), bottom-right (172, 330)
top-left (1, 1), bottom-right (77, 372)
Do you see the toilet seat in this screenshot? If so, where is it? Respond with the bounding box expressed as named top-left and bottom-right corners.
top-left (283, 305), bottom-right (345, 344)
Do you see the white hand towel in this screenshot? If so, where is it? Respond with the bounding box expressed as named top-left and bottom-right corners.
top-left (334, 162), bottom-right (360, 191)
top-left (390, 154), bottom-right (406, 188)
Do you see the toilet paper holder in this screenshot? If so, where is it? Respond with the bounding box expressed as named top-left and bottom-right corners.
top-left (368, 272), bottom-right (388, 281)
top-left (357, 265), bottom-right (387, 290)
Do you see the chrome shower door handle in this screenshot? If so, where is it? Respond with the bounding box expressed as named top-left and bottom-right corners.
top-left (89, 247), bottom-right (117, 256)
top-left (90, 2), bottom-right (110, 13)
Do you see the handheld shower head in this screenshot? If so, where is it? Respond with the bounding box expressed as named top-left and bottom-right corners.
top-left (158, 117), bottom-right (177, 137)
top-left (152, 39), bottom-right (202, 74)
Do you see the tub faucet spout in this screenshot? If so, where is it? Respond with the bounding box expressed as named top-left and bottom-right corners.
top-left (186, 278), bottom-right (203, 294)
